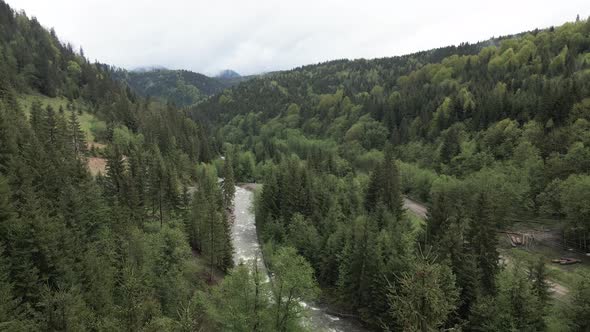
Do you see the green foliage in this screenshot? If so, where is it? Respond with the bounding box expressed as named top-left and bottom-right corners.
top-left (0, 2), bottom-right (214, 329)
top-left (3, 0), bottom-right (590, 329)
top-left (386, 252), bottom-right (459, 332)
top-left (222, 155), bottom-right (236, 210)
top-left (113, 68), bottom-right (248, 107)
top-left (468, 264), bottom-right (546, 332)
top-left (566, 273), bottom-right (590, 331)
top-left (399, 161), bottom-right (437, 202)
top-left (204, 261), bottom-right (273, 331)
top-left (365, 146), bottom-right (404, 219)
top-left (559, 174), bottom-right (590, 246)
top-left (269, 246), bottom-right (319, 331)
top-left (189, 166), bottom-right (233, 277)
top-left (528, 257), bottom-right (551, 305)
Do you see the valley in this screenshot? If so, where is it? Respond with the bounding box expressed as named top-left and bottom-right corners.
top-left (0, 0), bottom-right (589, 331)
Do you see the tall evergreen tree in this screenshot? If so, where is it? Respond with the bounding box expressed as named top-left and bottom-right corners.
top-left (222, 155), bottom-right (236, 211)
top-left (365, 146), bottom-right (404, 220)
top-left (528, 257), bottom-right (551, 306)
top-left (469, 193), bottom-right (499, 295)
top-left (190, 168), bottom-right (233, 278)
top-left (567, 274), bottom-right (590, 332)
top-left (104, 145), bottom-right (127, 198)
top-left (385, 251), bottom-right (459, 332)
top-left (68, 110), bottom-right (87, 157)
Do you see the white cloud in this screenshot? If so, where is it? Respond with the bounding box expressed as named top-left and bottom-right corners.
top-left (7, 0), bottom-right (590, 75)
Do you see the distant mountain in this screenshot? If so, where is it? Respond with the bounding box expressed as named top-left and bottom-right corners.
top-left (114, 68), bottom-right (250, 107)
top-left (132, 65), bottom-right (168, 72)
top-left (216, 69), bottom-right (241, 79)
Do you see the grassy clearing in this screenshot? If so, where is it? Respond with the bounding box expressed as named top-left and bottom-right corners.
top-left (17, 94), bottom-right (106, 143)
top-left (501, 246), bottom-right (589, 290)
top-left (18, 94), bottom-right (71, 115)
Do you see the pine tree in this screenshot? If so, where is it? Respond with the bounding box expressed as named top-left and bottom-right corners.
top-left (222, 155), bottom-right (236, 211)
top-left (568, 274), bottom-right (590, 331)
top-left (69, 110), bottom-right (87, 157)
top-left (337, 216), bottom-right (379, 312)
top-left (45, 105), bottom-right (57, 146)
top-left (365, 146), bottom-right (403, 220)
top-left (148, 145), bottom-right (166, 226)
top-left (38, 285), bottom-right (92, 331)
top-left (381, 146), bottom-right (404, 220)
top-left (190, 168), bottom-right (233, 278)
top-left (386, 251), bottom-right (459, 332)
top-left (495, 266), bottom-right (546, 331)
top-left (0, 179), bottom-right (19, 322)
top-left (127, 147), bottom-right (147, 222)
top-left (104, 145), bottom-right (127, 198)
top-left (0, 176), bottom-right (14, 242)
top-left (0, 244), bottom-right (34, 331)
top-left (118, 264), bottom-right (154, 331)
top-left (203, 206), bottom-right (225, 280)
top-left (30, 101), bottom-right (47, 142)
top-left (0, 106), bottom-right (17, 174)
top-left (469, 193), bottom-right (499, 295)
top-left (528, 257), bottom-right (550, 305)
top-left (365, 163), bottom-right (382, 213)
top-left (440, 125), bottom-right (461, 163)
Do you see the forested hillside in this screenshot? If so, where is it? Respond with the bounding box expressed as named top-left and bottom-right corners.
top-left (113, 68), bottom-right (250, 107)
top-left (3, 0), bottom-right (590, 329)
top-left (0, 1), bottom-right (245, 330)
top-left (193, 17), bottom-right (590, 330)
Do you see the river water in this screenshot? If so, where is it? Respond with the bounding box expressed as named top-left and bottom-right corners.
top-left (232, 186), bottom-right (369, 332)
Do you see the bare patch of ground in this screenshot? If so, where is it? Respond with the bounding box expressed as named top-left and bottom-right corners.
top-left (87, 157), bottom-right (107, 176)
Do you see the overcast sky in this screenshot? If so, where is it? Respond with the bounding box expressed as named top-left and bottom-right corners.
top-left (6, 0), bottom-right (590, 76)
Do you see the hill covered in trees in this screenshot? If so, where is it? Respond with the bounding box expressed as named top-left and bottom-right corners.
top-left (114, 68), bottom-right (251, 107)
top-left (0, 1), bottom-right (248, 330)
top-left (2, 0), bottom-right (590, 329)
top-left (193, 17), bottom-right (590, 330)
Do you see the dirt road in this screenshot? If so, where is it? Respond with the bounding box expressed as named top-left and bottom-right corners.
top-left (404, 197), bottom-right (428, 219)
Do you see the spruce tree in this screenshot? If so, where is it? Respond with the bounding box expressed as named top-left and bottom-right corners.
top-left (568, 274), bottom-right (590, 331)
top-left (222, 155), bottom-right (236, 211)
top-left (190, 168), bottom-right (233, 278)
top-left (337, 216), bottom-right (379, 311)
top-left (365, 146), bottom-right (403, 220)
top-left (381, 146), bottom-right (404, 220)
top-left (69, 110), bottom-right (87, 157)
top-left (104, 145), bottom-right (127, 198)
top-left (386, 251), bottom-right (459, 332)
top-left (469, 193), bottom-right (499, 295)
top-left (148, 145), bottom-right (166, 226)
top-left (528, 257), bottom-right (550, 305)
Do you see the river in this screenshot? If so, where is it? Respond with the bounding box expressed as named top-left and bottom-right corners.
top-left (231, 185), bottom-right (369, 332)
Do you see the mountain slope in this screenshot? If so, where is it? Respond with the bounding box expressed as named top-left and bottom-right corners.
top-left (114, 68), bottom-right (251, 107)
top-left (193, 18), bottom-right (590, 328)
top-left (0, 1), bottom-right (219, 330)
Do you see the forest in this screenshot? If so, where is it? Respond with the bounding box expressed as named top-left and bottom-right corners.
top-left (0, 0), bottom-right (590, 330)
top-left (112, 68), bottom-right (249, 108)
top-left (192, 15), bottom-right (590, 331)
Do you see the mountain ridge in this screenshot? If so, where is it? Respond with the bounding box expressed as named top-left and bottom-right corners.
top-left (113, 67), bottom-right (251, 107)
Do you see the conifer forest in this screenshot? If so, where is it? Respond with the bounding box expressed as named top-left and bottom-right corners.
top-left (1, 1), bottom-right (590, 331)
